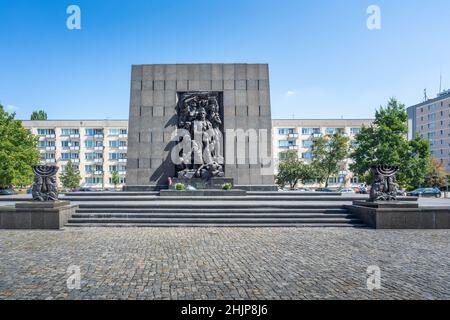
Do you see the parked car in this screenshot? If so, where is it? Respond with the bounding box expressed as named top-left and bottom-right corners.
top-left (295, 188), bottom-right (313, 192)
top-left (315, 188), bottom-right (334, 193)
top-left (396, 189), bottom-right (407, 196)
top-left (407, 188), bottom-right (442, 198)
top-left (0, 188), bottom-right (16, 195)
top-left (337, 188), bottom-right (355, 194)
top-left (77, 188), bottom-right (97, 192)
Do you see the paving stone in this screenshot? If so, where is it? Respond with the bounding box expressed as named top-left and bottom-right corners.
top-left (0, 228), bottom-right (449, 300)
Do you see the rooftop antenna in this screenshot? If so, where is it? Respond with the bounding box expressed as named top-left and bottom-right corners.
top-left (424, 88), bottom-right (428, 102)
top-left (439, 68), bottom-right (442, 94)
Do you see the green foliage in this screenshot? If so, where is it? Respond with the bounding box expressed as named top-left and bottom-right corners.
top-left (0, 104), bottom-right (40, 188)
top-left (279, 150), bottom-right (298, 161)
top-left (222, 183), bottom-right (233, 190)
top-left (425, 159), bottom-right (448, 189)
top-left (60, 160), bottom-right (81, 190)
top-left (350, 98), bottom-right (432, 190)
top-left (175, 183), bottom-right (186, 191)
top-left (311, 133), bottom-right (350, 187)
top-left (111, 170), bottom-right (120, 189)
top-left (276, 159), bottom-right (316, 190)
top-left (30, 110), bottom-right (48, 120)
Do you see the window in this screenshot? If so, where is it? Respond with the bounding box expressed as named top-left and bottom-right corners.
top-left (326, 128), bottom-right (337, 135)
top-left (61, 153), bottom-right (79, 160)
top-left (279, 140), bottom-right (295, 148)
top-left (85, 177), bottom-right (103, 184)
top-left (302, 152), bottom-right (313, 160)
top-left (109, 141), bottom-right (127, 147)
top-left (302, 140), bottom-right (314, 148)
top-left (85, 129), bottom-right (104, 136)
top-left (109, 153), bottom-right (127, 160)
top-left (278, 128), bottom-right (294, 135)
top-left (350, 128), bottom-right (361, 135)
top-left (61, 141), bottom-right (80, 148)
top-left (428, 113), bottom-right (436, 121)
top-left (109, 165), bottom-right (127, 172)
top-left (61, 129), bottom-right (79, 135)
top-left (41, 153), bottom-right (55, 160)
top-left (85, 153), bottom-right (103, 160)
top-left (85, 165), bottom-right (94, 172)
top-left (85, 140), bottom-right (103, 148)
top-left (109, 129), bottom-right (127, 135)
top-left (38, 141), bottom-right (55, 147)
top-left (301, 128), bottom-right (320, 135)
top-left (37, 129), bottom-right (55, 135)
top-left (109, 177), bottom-right (126, 184)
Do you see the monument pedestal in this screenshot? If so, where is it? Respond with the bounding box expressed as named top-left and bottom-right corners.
top-left (0, 201), bottom-right (77, 230)
top-left (346, 200), bottom-right (450, 229)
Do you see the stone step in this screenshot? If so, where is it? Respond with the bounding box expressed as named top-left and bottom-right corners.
top-left (62, 195), bottom-right (362, 202)
top-left (67, 217), bottom-right (362, 224)
top-left (72, 212), bottom-right (354, 219)
top-left (65, 223), bottom-right (368, 228)
top-left (75, 208), bottom-right (348, 214)
top-left (77, 203), bottom-right (347, 209)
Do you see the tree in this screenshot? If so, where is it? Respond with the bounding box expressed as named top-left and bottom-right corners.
top-left (60, 160), bottom-right (81, 190)
top-left (425, 159), bottom-right (448, 189)
top-left (111, 170), bottom-right (120, 190)
top-left (276, 159), bottom-right (316, 190)
top-left (0, 104), bottom-right (40, 188)
top-left (311, 133), bottom-right (350, 187)
top-left (30, 110), bottom-right (47, 120)
top-left (350, 98), bottom-right (432, 190)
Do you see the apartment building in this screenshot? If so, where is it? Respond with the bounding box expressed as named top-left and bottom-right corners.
top-left (407, 90), bottom-right (450, 174)
top-left (22, 120), bottom-right (128, 189)
top-left (272, 119), bottom-right (373, 187)
top-left (23, 118), bottom-right (372, 189)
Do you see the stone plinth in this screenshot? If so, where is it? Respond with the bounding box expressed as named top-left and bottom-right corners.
top-left (0, 201), bottom-right (77, 230)
top-left (346, 201), bottom-right (450, 229)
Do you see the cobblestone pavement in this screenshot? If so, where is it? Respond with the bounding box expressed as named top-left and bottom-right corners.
top-left (0, 228), bottom-right (449, 300)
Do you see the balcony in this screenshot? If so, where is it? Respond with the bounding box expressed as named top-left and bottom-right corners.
top-left (288, 133), bottom-right (299, 139)
top-left (70, 146), bottom-right (80, 151)
top-left (288, 145), bottom-right (299, 150)
top-left (45, 134), bottom-right (56, 139)
top-left (119, 134), bottom-right (128, 139)
top-left (94, 134), bottom-right (104, 139)
top-left (70, 134), bottom-right (80, 139)
top-left (118, 159), bottom-right (127, 163)
top-left (44, 159), bottom-right (56, 163)
top-left (94, 171), bottom-right (104, 175)
top-left (118, 146), bottom-right (127, 150)
top-left (93, 158), bottom-right (103, 163)
top-left (94, 146), bottom-right (104, 151)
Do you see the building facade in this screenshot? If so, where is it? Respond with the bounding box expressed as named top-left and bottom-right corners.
top-left (22, 120), bottom-right (128, 189)
top-left (407, 90), bottom-right (450, 174)
top-left (24, 118), bottom-right (372, 189)
top-left (272, 119), bottom-right (373, 187)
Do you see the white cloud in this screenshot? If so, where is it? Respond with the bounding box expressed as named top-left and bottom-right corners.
top-left (6, 105), bottom-right (19, 112)
top-left (286, 90), bottom-right (297, 97)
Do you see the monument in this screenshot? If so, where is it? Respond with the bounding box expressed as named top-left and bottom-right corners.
top-left (125, 64), bottom-right (275, 191)
top-left (0, 165), bottom-right (77, 229)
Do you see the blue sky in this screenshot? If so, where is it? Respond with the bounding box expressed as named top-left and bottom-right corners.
top-left (0, 0), bottom-right (449, 120)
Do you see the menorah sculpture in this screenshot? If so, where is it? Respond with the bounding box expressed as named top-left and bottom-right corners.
top-left (369, 165), bottom-right (399, 202)
top-left (31, 165), bottom-right (59, 201)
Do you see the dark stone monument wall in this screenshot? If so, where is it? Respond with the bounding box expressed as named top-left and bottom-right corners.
top-left (126, 64), bottom-right (274, 187)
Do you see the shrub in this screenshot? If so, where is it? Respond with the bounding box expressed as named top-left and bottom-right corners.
top-left (175, 183), bottom-right (186, 191)
top-left (222, 183), bottom-right (233, 190)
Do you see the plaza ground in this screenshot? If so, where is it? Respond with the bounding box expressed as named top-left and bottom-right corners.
top-left (0, 226), bottom-right (449, 300)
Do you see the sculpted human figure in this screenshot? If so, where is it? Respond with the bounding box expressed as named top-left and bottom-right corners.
top-left (175, 92), bottom-right (224, 179)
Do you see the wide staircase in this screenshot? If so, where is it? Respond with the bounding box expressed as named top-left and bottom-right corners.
top-left (63, 192), bottom-right (367, 228)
